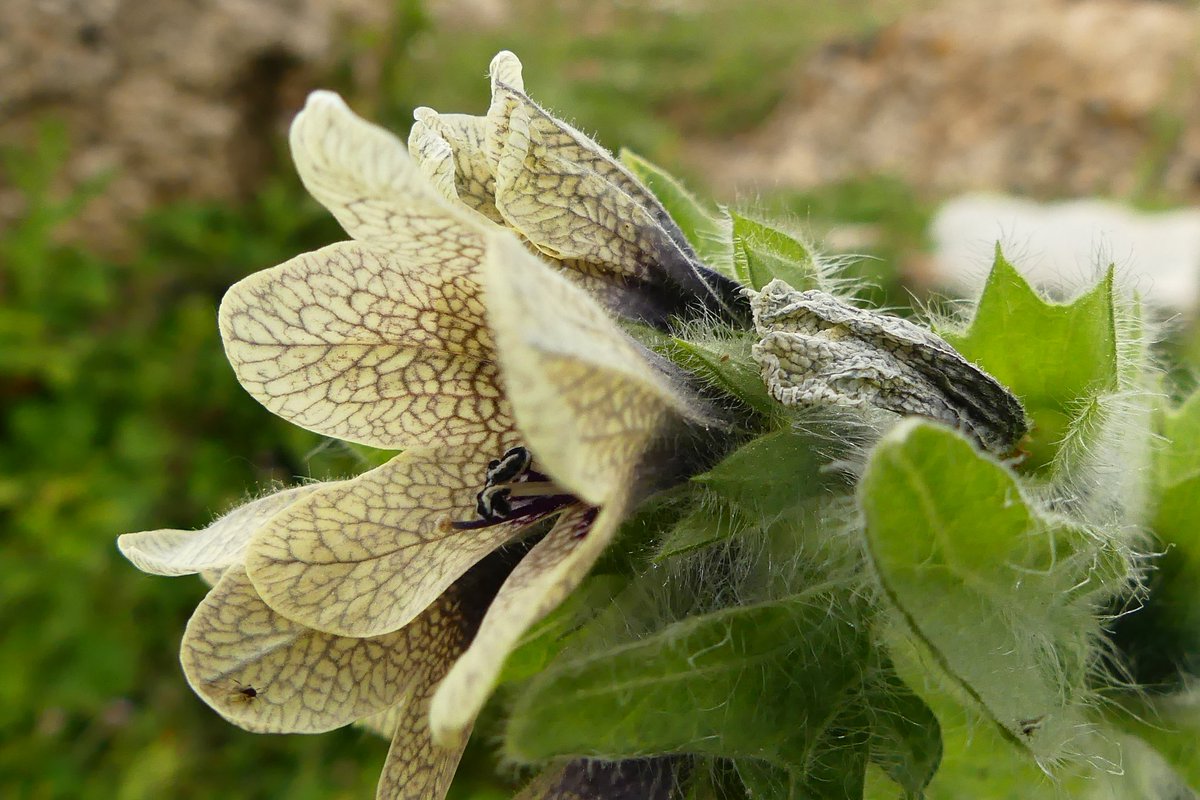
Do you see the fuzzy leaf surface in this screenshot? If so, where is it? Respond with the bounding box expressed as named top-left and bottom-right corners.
top-left (497, 574), bottom-right (629, 686)
top-left (654, 500), bottom-right (747, 560)
top-left (692, 428), bottom-right (837, 519)
top-left (863, 663), bottom-right (942, 796)
top-left (1116, 700), bottom-right (1200, 792)
top-left (1134, 389), bottom-right (1200, 674)
top-left (1145, 473), bottom-right (1200, 672)
top-left (731, 213), bottom-right (820, 291)
top-left (860, 420), bottom-right (1126, 763)
top-left (619, 149), bottom-right (734, 279)
top-left (666, 335), bottom-right (778, 418)
top-left (736, 751), bottom-right (866, 800)
top-left (505, 593), bottom-right (868, 771)
top-left (942, 247), bottom-right (1116, 464)
top-left (736, 658), bottom-right (940, 799)
top-left (1158, 389), bottom-right (1200, 486)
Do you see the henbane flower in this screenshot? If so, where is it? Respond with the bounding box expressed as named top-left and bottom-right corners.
top-left (119, 70), bottom-right (722, 799)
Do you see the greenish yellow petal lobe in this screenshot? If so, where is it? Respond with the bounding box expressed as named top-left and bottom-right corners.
top-left (180, 567), bottom-right (467, 734)
top-left (409, 108), bottom-right (502, 224)
top-left (406, 116), bottom-right (459, 205)
top-left (482, 234), bottom-right (705, 506)
top-left (219, 240), bottom-right (514, 449)
top-left (245, 445), bottom-right (526, 638)
top-left (486, 52), bottom-right (679, 261)
top-left (288, 90), bottom-right (480, 247)
top-left (489, 50), bottom-right (525, 94)
top-left (429, 501), bottom-right (625, 746)
top-left (117, 484), bottom-right (328, 576)
top-left (484, 51), bottom-right (741, 324)
top-left (375, 679), bottom-right (468, 800)
top-left (486, 72), bottom-right (663, 283)
top-left (357, 702), bottom-right (405, 740)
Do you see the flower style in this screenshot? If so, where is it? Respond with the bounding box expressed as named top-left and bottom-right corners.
top-left (119, 70), bottom-right (720, 800)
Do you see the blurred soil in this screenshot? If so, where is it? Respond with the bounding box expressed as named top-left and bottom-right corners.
top-left (0, 0), bottom-right (413, 252)
top-left (690, 0), bottom-right (1200, 203)
top-left (3, 0), bottom-right (1199, 253)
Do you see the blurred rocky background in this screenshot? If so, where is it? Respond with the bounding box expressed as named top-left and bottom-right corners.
top-left (5, 0), bottom-right (1198, 252)
top-left (2, 0), bottom-right (398, 252)
top-left (697, 0), bottom-right (1200, 202)
top-left (2, 0), bottom-right (1199, 797)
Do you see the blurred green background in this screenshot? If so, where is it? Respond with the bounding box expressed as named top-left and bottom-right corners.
top-left (2, 0), bottom-right (1197, 797)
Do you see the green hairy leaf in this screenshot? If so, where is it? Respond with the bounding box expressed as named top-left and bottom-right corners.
top-left (943, 246), bottom-right (1117, 466)
top-left (1148, 473), bottom-right (1200, 666)
top-left (732, 662), bottom-right (940, 800)
top-left (736, 760), bottom-right (794, 799)
top-left (1121, 388), bottom-right (1200, 683)
top-left (914, 691), bottom-right (1142, 800)
top-left (666, 335), bottom-right (779, 418)
top-left (730, 212), bottom-right (821, 291)
top-left (619, 149), bottom-right (735, 279)
top-left (505, 592), bottom-right (869, 771)
top-left (1158, 389), bottom-right (1200, 485)
top-left (498, 575), bottom-right (629, 686)
top-left (1118, 701), bottom-right (1200, 792)
top-left (692, 428), bottom-right (836, 519)
top-left (655, 500), bottom-right (748, 560)
top-left (860, 420), bottom-right (1128, 764)
top-left (737, 736), bottom-right (867, 800)
top-left (862, 663), bottom-right (942, 796)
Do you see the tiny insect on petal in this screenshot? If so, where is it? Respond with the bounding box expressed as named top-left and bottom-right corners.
top-left (181, 568), bottom-right (464, 734)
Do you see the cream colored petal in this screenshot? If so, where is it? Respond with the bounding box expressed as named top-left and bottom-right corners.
top-left (482, 234), bottom-right (707, 506)
top-left (406, 117), bottom-right (459, 205)
top-left (429, 501), bottom-right (624, 746)
top-left (356, 702), bottom-right (405, 740)
top-left (410, 108), bottom-right (502, 225)
top-left (482, 51), bottom-right (662, 263)
top-left (375, 676), bottom-right (469, 800)
top-left (372, 545), bottom-right (523, 800)
top-left (485, 52), bottom-right (740, 323)
top-left (198, 569), bottom-right (226, 587)
top-left (180, 567), bottom-right (470, 734)
top-left (246, 444), bottom-right (528, 638)
top-left (219, 239), bottom-right (515, 449)
top-left (489, 51), bottom-right (525, 94)
top-left (116, 484), bottom-right (328, 576)
top-left (288, 90), bottom-right (483, 248)
top-left (486, 81), bottom-right (653, 280)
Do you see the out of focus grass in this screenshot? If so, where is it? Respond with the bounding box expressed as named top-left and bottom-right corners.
top-left (0, 1), bottom-right (944, 797)
top-left (0, 122), bottom-right (392, 799)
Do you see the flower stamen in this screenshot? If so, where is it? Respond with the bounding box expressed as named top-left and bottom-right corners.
top-left (452, 446), bottom-right (581, 530)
